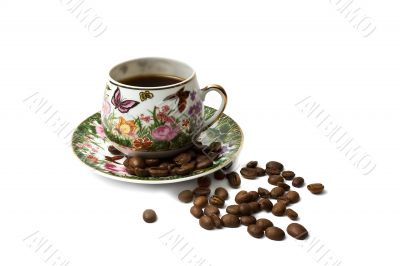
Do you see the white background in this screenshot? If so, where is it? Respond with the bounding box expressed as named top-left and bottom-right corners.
top-left (1, 0), bottom-right (399, 265)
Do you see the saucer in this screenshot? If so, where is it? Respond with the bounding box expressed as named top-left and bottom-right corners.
top-left (72, 106), bottom-right (243, 184)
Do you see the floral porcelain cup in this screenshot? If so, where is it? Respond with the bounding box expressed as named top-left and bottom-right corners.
top-left (101, 57), bottom-right (227, 157)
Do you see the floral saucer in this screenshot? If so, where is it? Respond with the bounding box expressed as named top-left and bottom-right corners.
top-left (72, 106), bottom-right (243, 184)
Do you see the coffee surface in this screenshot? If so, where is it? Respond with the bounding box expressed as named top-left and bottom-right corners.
top-left (120, 75), bottom-right (183, 87)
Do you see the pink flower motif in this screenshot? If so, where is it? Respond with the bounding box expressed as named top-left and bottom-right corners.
top-left (140, 114), bottom-right (151, 123)
top-left (161, 105), bottom-right (170, 113)
top-left (104, 162), bottom-right (126, 173)
top-left (96, 124), bottom-right (106, 139)
top-left (86, 155), bottom-right (98, 164)
top-left (151, 125), bottom-right (179, 141)
top-left (101, 100), bottom-right (111, 117)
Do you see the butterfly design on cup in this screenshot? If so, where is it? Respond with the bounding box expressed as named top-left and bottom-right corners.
top-left (163, 87), bottom-right (190, 113)
top-left (139, 90), bottom-right (154, 102)
top-left (111, 88), bottom-right (140, 113)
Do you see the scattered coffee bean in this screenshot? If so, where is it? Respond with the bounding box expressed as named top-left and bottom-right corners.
top-left (190, 206), bottom-right (203, 218)
top-left (197, 176), bottom-right (211, 187)
top-left (272, 201), bottom-right (286, 216)
top-left (193, 187), bottom-right (211, 197)
top-left (235, 191), bottom-right (251, 204)
top-left (209, 195), bottom-right (224, 208)
top-left (214, 170), bottom-right (226, 180)
top-left (286, 191), bottom-right (300, 203)
top-left (227, 171), bottom-right (241, 188)
top-left (210, 214), bottom-right (222, 228)
top-left (248, 191), bottom-right (259, 201)
top-left (259, 198), bottom-right (273, 212)
top-left (248, 201), bottom-right (261, 213)
top-left (239, 203), bottom-right (252, 216)
top-left (108, 145), bottom-right (123, 155)
top-left (307, 183), bottom-right (324, 194)
top-left (215, 187), bottom-right (229, 200)
top-left (286, 208), bottom-right (298, 220)
top-left (178, 190), bottom-right (193, 203)
top-left (143, 209), bottom-right (157, 223)
top-left (255, 218), bottom-right (273, 230)
top-left (241, 215), bottom-right (256, 226)
top-left (208, 141), bottom-right (222, 152)
top-left (287, 223), bottom-right (308, 240)
top-left (247, 224), bottom-right (264, 238)
top-left (277, 182), bottom-right (291, 191)
top-left (270, 187), bottom-right (285, 198)
top-left (173, 152), bottom-right (192, 165)
top-left (258, 187), bottom-right (270, 198)
top-left (204, 205), bottom-right (220, 216)
top-left (144, 158), bottom-right (160, 167)
top-left (196, 155), bottom-right (213, 169)
top-left (265, 226), bottom-right (285, 241)
top-left (221, 214), bottom-right (240, 228)
top-left (226, 205), bottom-right (241, 215)
top-left (148, 167), bottom-right (169, 177)
top-left (292, 177), bottom-right (304, 188)
top-left (134, 167), bottom-right (150, 177)
top-left (127, 156), bottom-right (146, 168)
top-left (282, 170), bottom-right (295, 180)
top-left (176, 161), bottom-right (196, 175)
top-left (240, 167), bottom-right (258, 179)
top-left (268, 175), bottom-right (284, 185)
top-left (193, 196), bottom-right (208, 208)
top-left (266, 161), bottom-right (284, 175)
top-left (255, 167), bottom-right (266, 176)
top-left (246, 161), bottom-right (258, 168)
top-left (277, 196), bottom-right (290, 206)
top-left (222, 162), bottom-right (233, 171)
top-left (125, 167), bottom-right (136, 175)
top-left (199, 215), bottom-right (215, 230)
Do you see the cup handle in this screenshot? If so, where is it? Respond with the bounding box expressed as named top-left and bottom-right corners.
top-left (199, 84), bottom-right (228, 131)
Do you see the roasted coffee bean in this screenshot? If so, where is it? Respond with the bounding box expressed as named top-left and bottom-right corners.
top-left (196, 156), bottom-right (213, 170)
top-left (178, 190), bottom-right (193, 203)
top-left (193, 141), bottom-right (207, 153)
top-left (222, 162), bottom-right (233, 171)
top-left (265, 161), bottom-right (284, 174)
top-left (286, 191), bottom-right (300, 203)
top-left (272, 202), bottom-right (286, 216)
top-left (248, 191), bottom-right (259, 201)
top-left (287, 223), bottom-right (308, 240)
top-left (148, 167), bottom-right (169, 177)
top-left (176, 161), bottom-right (196, 175)
top-left (170, 167), bottom-right (178, 175)
top-left (240, 167), bottom-right (258, 179)
top-left (268, 175), bottom-right (284, 185)
top-left (277, 182), bottom-right (291, 191)
top-left (307, 183), bottom-right (324, 194)
top-left (108, 145), bottom-right (123, 155)
top-left (193, 196), bottom-right (208, 208)
top-left (207, 151), bottom-right (220, 161)
top-left (204, 205), bottom-right (220, 216)
top-left (123, 158), bottom-right (130, 168)
top-left (292, 177), bottom-right (304, 188)
top-left (193, 187), bottom-right (211, 197)
top-left (255, 218), bottom-right (273, 230)
top-left (208, 141), bottom-right (222, 152)
top-left (105, 155), bottom-right (125, 162)
top-left (190, 206), bottom-right (203, 218)
top-left (239, 203), bottom-right (252, 216)
top-left (258, 187), bottom-right (270, 198)
top-left (145, 158), bottom-right (160, 167)
top-left (215, 187), bottom-right (229, 200)
top-left (282, 170), bottom-right (295, 180)
top-left (209, 195), bottom-right (224, 208)
top-left (227, 172), bottom-right (241, 188)
top-left (127, 156), bottom-right (146, 168)
top-left (214, 170), bottom-right (226, 180)
top-left (259, 198), bottom-right (273, 212)
top-left (209, 214), bottom-right (222, 228)
top-left (235, 191), bottom-right (252, 204)
top-left (248, 202), bottom-right (261, 213)
top-left (158, 162), bottom-right (170, 170)
top-left (270, 187), bottom-right (285, 198)
top-left (197, 176), bottom-right (211, 187)
top-left (241, 215), bottom-right (256, 226)
top-left (134, 167), bottom-right (150, 177)
top-left (142, 209), bottom-right (157, 223)
top-left (247, 224), bottom-right (264, 238)
top-left (286, 208), bottom-right (298, 220)
top-left (226, 205), bottom-right (241, 215)
top-left (199, 215), bottom-right (215, 230)
top-left (221, 214), bottom-right (240, 228)
top-left (246, 161), bottom-right (258, 168)
top-left (126, 167), bottom-right (136, 175)
top-left (173, 152), bottom-right (192, 165)
top-left (255, 167), bottom-right (266, 176)
top-left (265, 226), bottom-right (285, 241)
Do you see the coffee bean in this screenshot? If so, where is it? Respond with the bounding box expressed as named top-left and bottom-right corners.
top-left (173, 152), bottom-right (192, 165)
top-left (178, 190), bottom-right (193, 203)
top-left (255, 167), bottom-right (266, 176)
top-left (199, 215), bottom-right (215, 230)
top-left (277, 196), bottom-right (290, 206)
top-left (239, 203), bottom-right (252, 216)
top-left (270, 187), bottom-right (285, 198)
top-left (272, 202), bottom-right (286, 216)
top-left (255, 218), bottom-right (273, 230)
top-left (176, 161), bottom-right (196, 175)
top-left (277, 182), bottom-right (291, 191)
top-left (209, 214), bottom-right (222, 228)
top-left (209, 195), bottom-right (224, 208)
top-left (215, 187), bottom-right (229, 200)
top-left (126, 167), bottom-right (136, 175)
top-left (196, 155), bottom-right (213, 169)
top-left (207, 151), bottom-right (220, 161)
top-left (258, 187), bottom-right (270, 198)
top-left (221, 214), bottom-right (240, 228)
top-left (208, 141), bottom-right (222, 152)
top-left (268, 175), bottom-right (284, 185)
top-left (204, 205), bottom-right (220, 216)
top-left (286, 191), bottom-right (300, 203)
top-left (127, 156), bottom-right (146, 168)
top-left (197, 176), bottom-right (211, 187)
top-left (248, 191), bottom-right (259, 201)
top-left (266, 161), bottom-right (284, 175)
top-left (222, 162), bottom-right (233, 171)
top-left (282, 170), bottom-right (295, 180)
top-left (227, 171), bottom-right (241, 188)
top-left (193, 196), bottom-right (208, 208)
top-left (246, 161), bottom-right (258, 168)
top-left (226, 205), bottom-right (241, 215)
top-left (248, 201), bottom-right (261, 213)
top-left (292, 177), bottom-right (304, 188)
top-left (193, 187), bottom-right (211, 197)
top-left (240, 167), bottom-right (258, 179)
top-left (148, 167), bottom-right (169, 177)
top-left (247, 224), bottom-right (264, 238)
top-left (145, 158), bottom-right (160, 167)
top-left (108, 145), bottom-right (123, 155)
top-left (158, 162), bottom-right (170, 170)
top-left (134, 167), bottom-right (150, 177)
top-left (142, 209), bottom-right (157, 223)
top-left (286, 208), bottom-right (298, 220)
top-left (241, 215), bottom-right (256, 226)
top-left (235, 191), bottom-right (251, 204)
top-left (123, 158), bottom-right (130, 168)
top-left (307, 183), bottom-right (324, 194)
top-left (214, 170), bottom-right (226, 180)
top-left (287, 223), bottom-right (308, 240)
top-left (190, 205), bottom-right (203, 218)
top-left (265, 226), bottom-right (285, 241)
top-left (258, 198), bottom-right (273, 212)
